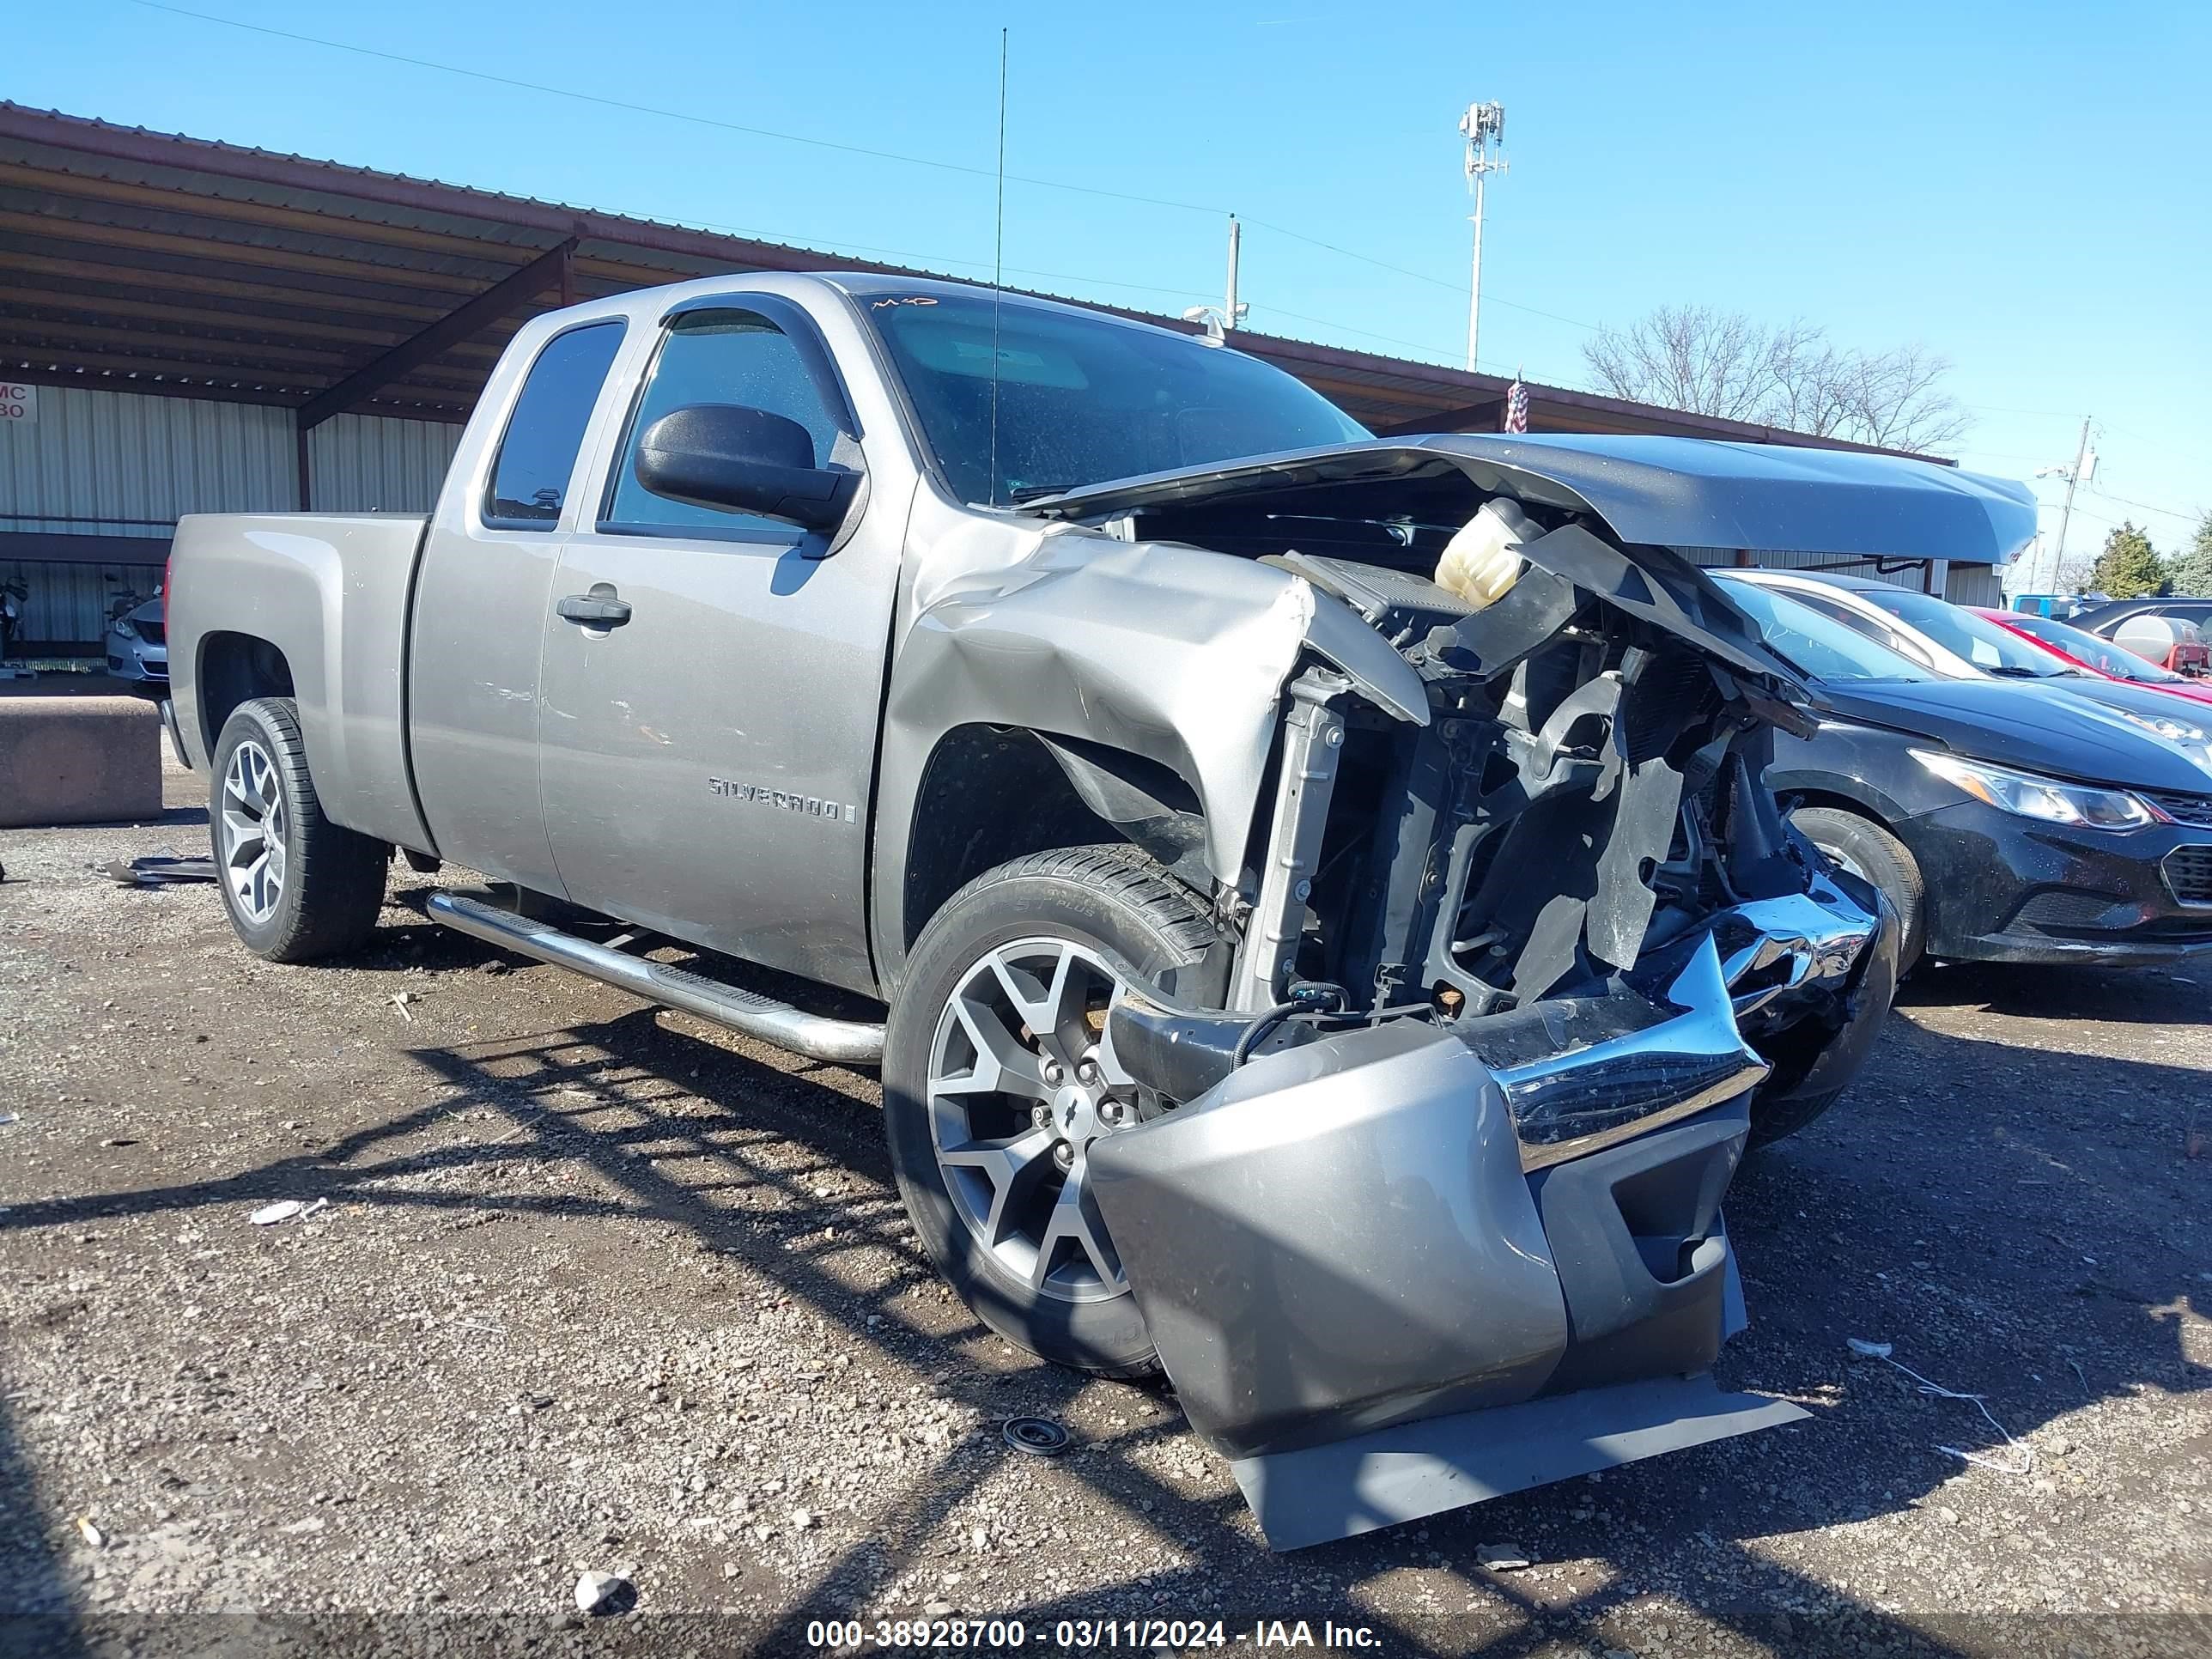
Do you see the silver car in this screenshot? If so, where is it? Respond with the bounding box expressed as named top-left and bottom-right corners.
top-left (103, 595), bottom-right (167, 684)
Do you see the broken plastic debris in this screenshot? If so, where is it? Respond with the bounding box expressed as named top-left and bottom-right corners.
top-left (574, 1571), bottom-right (635, 1615)
top-left (76, 1516), bottom-right (106, 1549)
top-left (1847, 1337), bottom-right (1893, 1358)
top-left (300, 1198), bottom-right (330, 1220)
top-left (105, 855), bottom-right (216, 887)
top-left (250, 1200), bottom-right (306, 1226)
top-left (1476, 1542), bottom-right (1532, 1571)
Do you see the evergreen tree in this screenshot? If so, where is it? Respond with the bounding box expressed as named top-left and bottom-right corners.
top-left (2086, 521), bottom-right (2166, 599)
top-left (2166, 511), bottom-right (2212, 599)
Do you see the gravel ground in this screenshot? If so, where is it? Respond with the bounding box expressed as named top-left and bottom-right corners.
top-left (2, 755), bottom-right (2208, 1657)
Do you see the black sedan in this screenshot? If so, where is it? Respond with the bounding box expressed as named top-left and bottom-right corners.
top-left (1720, 578), bottom-right (2212, 972)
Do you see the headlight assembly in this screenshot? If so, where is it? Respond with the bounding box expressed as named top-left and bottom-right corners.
top-left (112, 618), bottom-right (138, 641)
top-left (1909, 749), bottom-right (2161, 830)
top-left (2112, 707), bottom-right (2209, 745)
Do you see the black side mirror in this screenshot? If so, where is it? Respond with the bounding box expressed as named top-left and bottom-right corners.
top-left (634, 404), bottom-right (859, 533)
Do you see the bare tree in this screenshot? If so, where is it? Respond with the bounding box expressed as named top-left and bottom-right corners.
top-left (1581, 306), bottom-right (1971, 453)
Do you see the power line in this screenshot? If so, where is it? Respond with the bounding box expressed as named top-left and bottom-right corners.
top-left (1960, 401), bottom-right (2089, 418)
top-left (121, 0), bottom-right (1220, 216)
top-left (1244, 218), bottom-right (1601, 329)
top-left (2085, 487), bottom-right (2203, 524)
top-left (1253, 304), bottom-right (1474, 367)
top-left (115, 0), bottom-right (1598, 337)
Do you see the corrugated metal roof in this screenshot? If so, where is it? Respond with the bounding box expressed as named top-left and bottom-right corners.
top-left (0, 103), bottom-right (1950, 462)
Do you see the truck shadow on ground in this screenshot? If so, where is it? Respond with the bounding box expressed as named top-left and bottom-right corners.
top-left (3, 933), bottom-right (2205, 1656)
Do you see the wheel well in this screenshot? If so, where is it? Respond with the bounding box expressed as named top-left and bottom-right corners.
top-left (197, 632), bottom-right (295, 756)
top-left (902, 726), bottom-right (1199, 951)
top-left (1779, 787), bottom-right (1887, 828)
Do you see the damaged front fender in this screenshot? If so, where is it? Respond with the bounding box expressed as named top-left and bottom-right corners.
top-left (874, 518), bottom-right (1426, 975)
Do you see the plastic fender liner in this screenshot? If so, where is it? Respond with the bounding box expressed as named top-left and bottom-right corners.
top-left (1085, 1020), bottom-right (1569, 1462)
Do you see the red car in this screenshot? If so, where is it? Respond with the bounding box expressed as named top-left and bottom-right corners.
top-left (1975, 608), bottom-right (2212, 708)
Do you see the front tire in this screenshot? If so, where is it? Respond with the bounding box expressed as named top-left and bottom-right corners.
top-left (210, 697), bottom-right (387, 962)
top-left (884, 847), bottom-right (1231, 1377)
top-left (1791, 805), bottom-right (1925, 974)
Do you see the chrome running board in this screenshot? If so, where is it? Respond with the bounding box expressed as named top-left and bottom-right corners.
top-left (425, 892), bottom-right (885, 1066)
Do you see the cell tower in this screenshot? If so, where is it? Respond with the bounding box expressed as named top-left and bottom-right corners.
top-left (1459, 100), bottom-right (1507, 374)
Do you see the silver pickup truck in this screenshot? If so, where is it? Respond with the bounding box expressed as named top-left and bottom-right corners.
top-left (167, 272), bottom-right (2033, 1547)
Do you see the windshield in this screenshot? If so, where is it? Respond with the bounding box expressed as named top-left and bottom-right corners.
top-left (1999, 612), bottom-right (2185, 683)
top-left (1717, 579), bottom-right (1942, 684)
top-left (861, 292), bottom-right (1370, 505)
top-left (1853, 587), bottom-right (2087, 679)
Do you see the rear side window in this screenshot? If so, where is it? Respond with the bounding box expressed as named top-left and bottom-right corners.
top-left (602, 309), bottom-right (842, 538)
top-left (483, 320), bottom-right (626, 529)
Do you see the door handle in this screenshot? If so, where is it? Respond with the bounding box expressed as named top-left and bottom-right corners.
top-left (556, 587), bottom-right (632, 629)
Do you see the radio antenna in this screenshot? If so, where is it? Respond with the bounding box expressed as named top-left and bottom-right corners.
top-left (988, 27), bottom-right (1008, 506)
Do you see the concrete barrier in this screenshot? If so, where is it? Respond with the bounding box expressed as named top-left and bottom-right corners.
top-left (0, 696), bottom-right (163, 828)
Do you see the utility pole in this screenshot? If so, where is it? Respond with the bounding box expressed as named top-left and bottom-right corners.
top-left (1458, 101), bottom-right (1507, 373)
top-left (2038, 416), bottom-right (2094, 592)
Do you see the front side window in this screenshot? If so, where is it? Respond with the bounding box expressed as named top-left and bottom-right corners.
top-left (604, 309), bottom-right (842, 538)
top-left (862, 291), bottom-right (1370, 506)
top-left (483, 320), bottom-right (626, 529)
top-left (1861, 588), bottom-right (2087, 679)
top-left (2006, 614), bottom-right (2182, 683)
top-left (1784, 590), bottom-right (1939, 669)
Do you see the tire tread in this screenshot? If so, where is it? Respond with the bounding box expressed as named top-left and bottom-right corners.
top-left (888, 842), bottom-right (1229, 1381)
top-left (215, 696), bottom-right (387, 962)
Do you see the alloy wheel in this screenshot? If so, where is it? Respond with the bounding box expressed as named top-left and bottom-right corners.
top-left (220, 738), bottom-right (287, 924)
top-left (1814, 841), bottom-right (1869, 884)
top-left (926, 937), bottom-right (1144, 1304)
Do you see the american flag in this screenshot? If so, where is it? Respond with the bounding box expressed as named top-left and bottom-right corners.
top-left (1502, 375), bottom-right (1529, 434)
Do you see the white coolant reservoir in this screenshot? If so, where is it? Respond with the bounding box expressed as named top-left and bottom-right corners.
top-left (1435, 497), bottom-right (1537, 611)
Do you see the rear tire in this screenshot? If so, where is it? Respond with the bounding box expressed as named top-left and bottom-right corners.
top-left (884, 846), bottom-right (1231, 1378)
top-left (1791, 805), bottom-right (1924, 975)
top-left (210, 696), bottom-right (387, 962)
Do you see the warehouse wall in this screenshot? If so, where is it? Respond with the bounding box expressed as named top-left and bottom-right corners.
top-left (308, 411), bottom-right (461, 514)
top-left (0, 386), bottom-right (459, 649)
top-left (1686, 549), bottom-right (2006, 607)
top-left (0, 384), bottom-right (294, 536)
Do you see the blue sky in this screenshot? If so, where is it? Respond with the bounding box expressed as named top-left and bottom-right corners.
top-left (13, 0), bottom-right (2208, 578)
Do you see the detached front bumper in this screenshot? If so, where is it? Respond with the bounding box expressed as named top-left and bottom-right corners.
top-left (1091, 882), bottom-right (1884, 1549)
top-left (1903, 801), bottom-right (2212, 966)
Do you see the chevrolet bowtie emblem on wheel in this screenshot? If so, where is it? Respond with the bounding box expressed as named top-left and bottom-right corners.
top-left (708, 777), bottom-right (858, 824)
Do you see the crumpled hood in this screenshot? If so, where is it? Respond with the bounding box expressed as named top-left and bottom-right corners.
top-left (1027, 432), bottom-right (2038, 567)
top-left (1814, 678), bottom-right (2212, 793)
top-left (1026, 434), bottom-right (2034, 703)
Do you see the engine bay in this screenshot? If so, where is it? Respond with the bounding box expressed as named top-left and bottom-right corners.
top-left (1093, 468), bottom-right (1891, 1155)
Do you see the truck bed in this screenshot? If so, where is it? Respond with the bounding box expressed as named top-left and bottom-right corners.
top-left (169, 511), bottom-right (434, 851)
